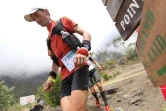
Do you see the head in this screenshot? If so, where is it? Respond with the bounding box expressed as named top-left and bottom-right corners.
top-left (24, 7), bottom-right (51, 27)
top-left (48, 50), bottom-right (52, 57)
top-left (48, 50), bottom-right (55, 60)
top-left (88, 51), bottom-right (93, 57)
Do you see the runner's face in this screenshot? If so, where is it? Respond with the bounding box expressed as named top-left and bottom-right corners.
top-left (31, 9), bottom-right (50, 27)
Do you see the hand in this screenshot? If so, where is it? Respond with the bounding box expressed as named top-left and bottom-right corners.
top-left (44, 78), bottom-right (53, 92)
top-left (98, 65), bottom-right (102, 71)
top-left (74, 53), bottom-right (87, 69)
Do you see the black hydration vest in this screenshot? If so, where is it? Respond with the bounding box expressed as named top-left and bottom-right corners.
top-left (47, 18), bottom-right (81, 67)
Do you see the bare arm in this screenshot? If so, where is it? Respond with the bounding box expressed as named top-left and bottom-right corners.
top-left (73, 25), bottom-right (91, 68)
top-left (51, 62), bottom-right (59, 74)
top-left (44, 62), bottom-right (59, 92)
top-left (89, 57), bottom-right (102, 70)
top-left (73, 25), bottom-right (91, 41)
top-left (89, 57), bottom-right (99, 65)
top-left (48, 62), bottom-right (59, 79)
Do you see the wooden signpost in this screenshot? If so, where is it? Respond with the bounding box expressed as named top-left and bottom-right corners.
top-left (115, 0), bottom-right (144, 40)
top-left (106, 0), bottom-right (125, 21)
top-left (101, 0), bottom-right (108, 6)
top-left (105, 0), bottom-right (144, 40)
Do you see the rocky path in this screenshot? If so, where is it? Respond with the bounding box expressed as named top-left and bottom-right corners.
top-left (87, 63), bottom-right (166, 111)
top-left (54, 63), bottom-right (166, 111)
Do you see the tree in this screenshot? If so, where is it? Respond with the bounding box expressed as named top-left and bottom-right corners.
top-left (94, 49), bottom-right (122, 62)
top-left (113, 37), bottom-right (126, 53)
top-left (112, 37), bottom-right (137, 60)
top-left (0, 81), bottom-right (16, 110)
top-left (37, 75), bottom-right (62, 107)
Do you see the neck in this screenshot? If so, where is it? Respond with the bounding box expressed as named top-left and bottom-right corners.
top-left (46, 19), bottom-right (53, 28)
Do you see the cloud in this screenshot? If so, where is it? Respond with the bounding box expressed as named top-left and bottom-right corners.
top-left (0, 0), bottom-right (136, 77)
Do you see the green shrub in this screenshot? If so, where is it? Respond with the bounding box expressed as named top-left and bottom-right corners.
top-left (102, 73), bottom-right (110, 81)
top-left (37, 75), bottom-right (62, 107)
top-left (0, 81), bottom-right (16, 111)
top-left (160, 104), bottom-right (166, 111)
top-left (106, 60), bottom-right (114, 65)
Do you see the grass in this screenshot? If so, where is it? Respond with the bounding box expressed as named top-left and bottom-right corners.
top-left (7, 103), bottom-right (34, 111)
top-left (102, 73), bottom-right (111, 81)
top-left (160, 104), bottom-right (166, 111)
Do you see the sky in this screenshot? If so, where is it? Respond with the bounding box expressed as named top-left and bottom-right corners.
top-left (0, 0), bottom-right (137, 77)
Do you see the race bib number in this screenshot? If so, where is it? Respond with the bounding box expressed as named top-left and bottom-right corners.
top-left (61, 50), bottom-right (76, 72)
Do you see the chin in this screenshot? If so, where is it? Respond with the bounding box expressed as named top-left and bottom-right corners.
top-left (38, 23), bottom-right (46, 27)
top-left (39, 25), bottom-right (45, 27)
top-left (41, 24), bottom-right (47, 27)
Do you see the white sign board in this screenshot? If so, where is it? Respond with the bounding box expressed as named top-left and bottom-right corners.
top-left (20, 95), bottom-right (35, 106)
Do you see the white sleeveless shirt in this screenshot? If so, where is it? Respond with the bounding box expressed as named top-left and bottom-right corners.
top-left (87, 59), bottom-right (95, 71)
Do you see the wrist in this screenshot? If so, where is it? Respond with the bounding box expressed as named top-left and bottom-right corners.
top-left (49, 71), bottom-right (57, 79)
top-left (76, 47), bottom-right (89, 56)
top-left (81, 40), bottom-right (91, 51)
top-left (48, 76), bottom-right (54, 79)
top-left (48, 77), bottom-right (56, 82)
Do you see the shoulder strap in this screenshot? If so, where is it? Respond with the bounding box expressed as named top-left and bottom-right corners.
top-left (46, 38), bottom-right (60, 67)
top-left (51, 18), bottom-right (65, 35)
top-left (60, 18), bottom-right (81, 48)
top-left (46, 17), bottom-right (81, 66)
top-left (46, 18), bottom-right (67, 67)
top-left (59, 18), bottom-right (72, 34)
top-left (52, 17), bottom-right (74, 34)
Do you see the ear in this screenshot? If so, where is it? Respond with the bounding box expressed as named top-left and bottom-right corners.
top-left (45, 9), bottom-right (50, 15)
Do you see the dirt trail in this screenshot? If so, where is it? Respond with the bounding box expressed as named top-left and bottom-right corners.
top-left (87, 63), bottom-right (166, 111)
top-left (103, 63), bottom-right (145, 86)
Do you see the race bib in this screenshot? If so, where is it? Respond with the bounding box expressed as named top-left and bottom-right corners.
top-left (61, 49), bottom-right (76, 72)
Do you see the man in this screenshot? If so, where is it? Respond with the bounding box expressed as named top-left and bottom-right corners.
top-left (24, 6), bottom-right (91, 111)
top-left (87, 53), bottom-right (111, 111)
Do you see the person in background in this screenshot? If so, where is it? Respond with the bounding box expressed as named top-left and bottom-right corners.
top-left (87, 52), bottom-right (111, 111)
